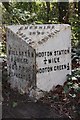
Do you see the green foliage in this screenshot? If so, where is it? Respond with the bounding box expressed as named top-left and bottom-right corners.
top-left (2, 2), bottom-right (59, 25)
top-left (12, 101), bottom-right (18, 108)
top-left (1, 2), bottom-right (80, 52)
top-left (69, 3), bottom-right (80, 47)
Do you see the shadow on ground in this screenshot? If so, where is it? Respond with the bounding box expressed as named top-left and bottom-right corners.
top-left (2, 60), bottom-right (70, 120)
top-left (2, 82), bottom-right (67, 119)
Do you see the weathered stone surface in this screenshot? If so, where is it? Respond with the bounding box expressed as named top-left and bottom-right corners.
top-left (7, 24), bottom-right (71, 94)
top-left (29, 87), bottom-right (44, 101)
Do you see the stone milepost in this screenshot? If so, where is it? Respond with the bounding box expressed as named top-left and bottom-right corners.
top-left (7, 24), bottom-right (71, 92)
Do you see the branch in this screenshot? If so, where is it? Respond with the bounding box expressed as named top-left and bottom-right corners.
top-left (2, 2), bottom-right (10, 12)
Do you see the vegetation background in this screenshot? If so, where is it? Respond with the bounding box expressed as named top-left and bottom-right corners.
top-left (0, 1), bottom-right (80, 120)
top-left (0, 1), bottom-right (80, 54)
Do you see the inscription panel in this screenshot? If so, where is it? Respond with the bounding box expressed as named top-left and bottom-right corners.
top-left (7, 32), bottom-right (36, 92)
